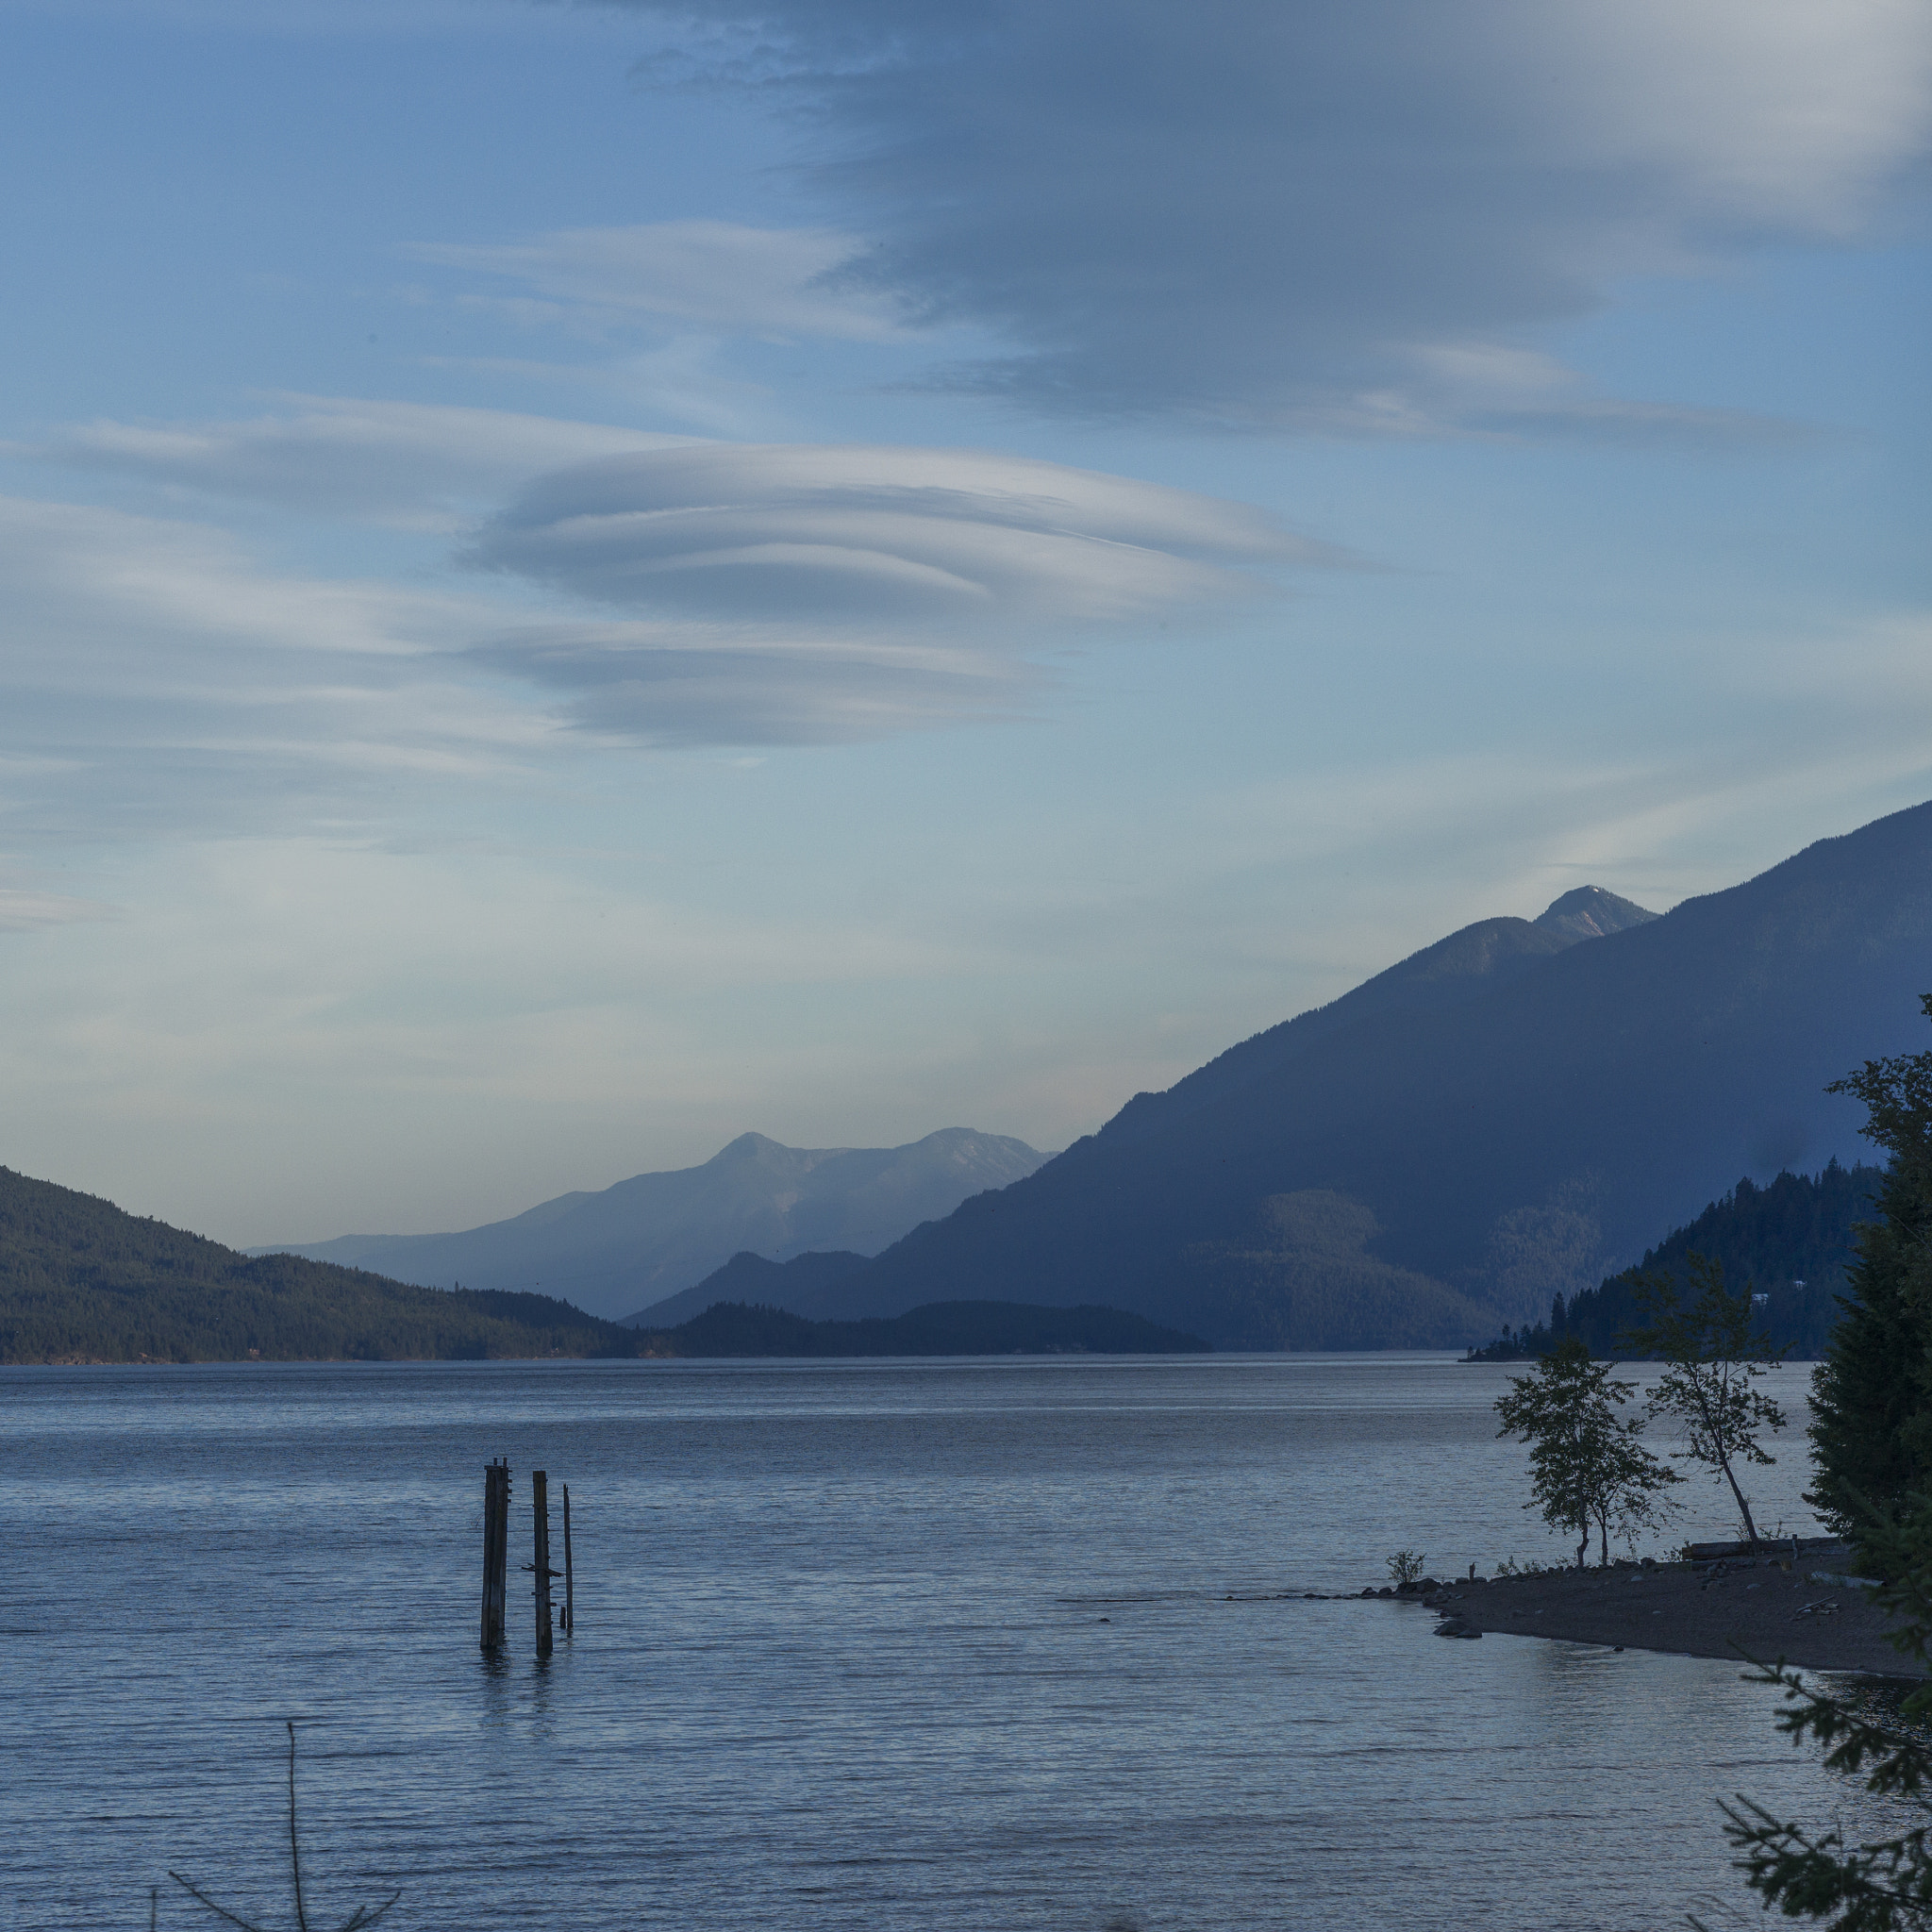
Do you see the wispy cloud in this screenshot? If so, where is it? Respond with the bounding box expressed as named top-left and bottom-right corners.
top-left (468, 623), bottom-right (1043, 747)
top-left (20, 396), bottom-right (698, 529)
top-left (0, 883), bottom-right (118, 932)
top-left (0, 424), bottom-right (1335, 781)
top-left (601, 0), bottom-right (1932, 435)
top-left (0, 492), bottom-right (551, 841)
top-left (408, 222), bottom-right (902, 342)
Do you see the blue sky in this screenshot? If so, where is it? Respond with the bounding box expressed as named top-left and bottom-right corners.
top-left (1, 0), bottom-right (1928, 1245)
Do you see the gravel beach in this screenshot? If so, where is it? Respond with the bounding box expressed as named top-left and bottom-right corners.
top-left (1410, 1545), bottom-right (1924, 1674)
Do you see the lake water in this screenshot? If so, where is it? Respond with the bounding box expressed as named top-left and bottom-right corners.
top-left (0, 1354), bottom-right (1897, 1931)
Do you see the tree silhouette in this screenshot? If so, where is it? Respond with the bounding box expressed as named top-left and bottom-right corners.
top-left (167, 1722), bottom-right (399, 1932)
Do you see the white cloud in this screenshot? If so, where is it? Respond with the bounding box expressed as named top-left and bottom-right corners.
top-left (0, 0), bottom-right (633, 35)
top-left (21, 395), bottom-right (698, 529)
top-left (0, 493), bottom-right (475, 666)
top-left (409, 222), bottom-right (903, 342)
top-left (458, 441), bottom-right (1334, 741)
top-left (469, 442), bottom-right (1328, 624)
top-left (0, 493), bottom-right (555, 840)
top-left (1546, 0), bottom-right (1932, 240)
top-left (468, 622), bottom-right (1042, 747)
top-left (0, 885), bottom-right (117, 932)
top-left (605, 0), bottom-right (1932, 432)
top-left (0, 431), bottom-right (1330, 777)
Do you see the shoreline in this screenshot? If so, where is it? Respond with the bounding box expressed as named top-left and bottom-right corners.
top-left (1403, 1542), bottom-right (1922, 1674)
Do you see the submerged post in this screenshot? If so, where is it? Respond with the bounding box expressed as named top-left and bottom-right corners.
top-left (562, 1484), bottom-right (574, 1635)
top-left (532, 1468), bottom-right (554, 1657)
top-left (480, 1459), bottom-right (510, 1650)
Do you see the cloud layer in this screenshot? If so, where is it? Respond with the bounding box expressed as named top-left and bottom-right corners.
top-left (409, 222), bottom-right (902, 342)
top-left (0, 490), bottom-right (550, 841)
top-left (470, 442), bottom-right (1321, 623)
top-left (461, 441), bottom-right (1324, 741)
top-left (610, 0), bottom-right (1932, 431)
top-left (23, 396), bottom-right (693, 528)
top-left (0, 411), bottom-right (1327, 776)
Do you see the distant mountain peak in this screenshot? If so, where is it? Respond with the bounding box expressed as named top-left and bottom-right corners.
top-left (710, 1131), bottom-right (803, 1162)
top-left (257, 1126), bottom-right (1049, 1323)
top-left (1533, 885), bottom-right (1659, 943)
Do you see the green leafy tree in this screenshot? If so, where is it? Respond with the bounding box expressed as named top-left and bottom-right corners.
top-left (1811, 997), bottom-right (1932, 1566)
top-left (1495, 1337), bottom-right (1682, 1568)
top-left (1691, 1508), bottom-right (1932, 1931)
top-left (1620, 1253), bottom-right (1788, 1545)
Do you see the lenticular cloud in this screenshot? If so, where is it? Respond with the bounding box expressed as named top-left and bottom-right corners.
top-left (469, 443), bottom-right (1325, 626)
top-left (462, 441), bottom-right (1331, 745)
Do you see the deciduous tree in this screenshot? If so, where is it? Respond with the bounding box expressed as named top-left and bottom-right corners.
top-left (1619, 1253), bottom-right (1787, 1546)
top-left (1494, 1337), bottom-right (1681, 1567)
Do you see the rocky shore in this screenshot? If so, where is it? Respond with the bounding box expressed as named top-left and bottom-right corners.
top-left (1379, 1541), bottom-right (1924, 1674)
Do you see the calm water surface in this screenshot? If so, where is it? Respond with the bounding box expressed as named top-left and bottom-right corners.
top-left (0, 1354), bottom-right (1890, 1930)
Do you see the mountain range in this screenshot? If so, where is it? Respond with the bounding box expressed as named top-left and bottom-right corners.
top-left (0, 1163), bottom-right (1185, 1363)
top-left (259, 800), bottom-right (1932, 1352)
top-left (789, 807), bottom-right (1932, 1345)
top-left (259, 1127), bottom-right (1046, 1324)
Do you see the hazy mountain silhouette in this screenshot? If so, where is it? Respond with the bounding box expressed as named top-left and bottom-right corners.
top-left (626, 1249), bottom-right (870, 1327)
top-left (784, 804), bottom-right (1932, 1346)
top-left (258, 1128), bottom-right (1046, 1323)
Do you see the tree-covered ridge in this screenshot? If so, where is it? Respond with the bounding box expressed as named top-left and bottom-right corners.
top-left (1466, 1161), bottom-right (1882, 1362)
top-left (0, 1166), bottom-right (1203, 1363)
top-left (660, 1299), bottom-right (1209, 1357)
top-left (0, 1165), bottom-right (648, 1363)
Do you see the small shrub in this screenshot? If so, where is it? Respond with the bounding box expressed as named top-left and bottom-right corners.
top-left (1494, 1555), bottom-right (1556, 1578)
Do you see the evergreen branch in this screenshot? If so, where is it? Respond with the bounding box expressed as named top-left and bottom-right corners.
top-left (166, 1874), bottom-right (270, 1932)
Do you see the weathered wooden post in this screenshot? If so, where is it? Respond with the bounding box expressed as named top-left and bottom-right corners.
top-left (480, 1459), bottom-right (509, 1650)
top-left (561, 1484), bottom-right (575, 1635)
top-left (532, 1469), bottom-right (554, 1657)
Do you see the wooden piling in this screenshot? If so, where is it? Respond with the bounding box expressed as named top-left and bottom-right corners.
top-left (533, 1468), bottom-right (554, 1658)
top-left (561, 1484), bottom-right (574, 1635)
top-left (480, 1459), bottom-right (509, 1650)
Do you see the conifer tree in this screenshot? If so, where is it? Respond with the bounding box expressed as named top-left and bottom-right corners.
top-left (1694, 1507), bottom-right (1932, 1930)
top-left (1810, 995), bottom-right (1932, 1566)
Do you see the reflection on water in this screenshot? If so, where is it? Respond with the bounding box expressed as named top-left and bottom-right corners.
top-left (0, 1354), bottom-right (1893, 1929)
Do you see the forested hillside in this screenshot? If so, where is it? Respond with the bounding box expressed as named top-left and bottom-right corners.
top-left (0, 1166), bottom-right (645, 1363)
top-left (1466, 1160), bottom-right (1882, 1361)
top-left (0, 1167), bottom-right (1194, 1364)
top-left (658, 1299), bottom-right (1208, 1357)
top-left (626, 1247), bottom-right (869, 1326)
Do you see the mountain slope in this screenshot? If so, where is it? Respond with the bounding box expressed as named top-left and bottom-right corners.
top-left (1095, 885), bottom-right (1656, 1151)
top-left (260, 1126), bottom-right (1046, 1323)
top-left (0, 1166), bottom-right (648, 1363)
top-left (1469, 1159), bottom-right (1884, 1362)
top-left (814, 803), bottom-right (1932, 1345)
top-left (625, 1249), bottom-right (870, 1327)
